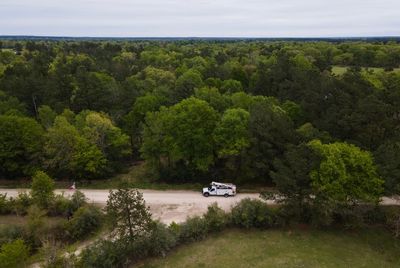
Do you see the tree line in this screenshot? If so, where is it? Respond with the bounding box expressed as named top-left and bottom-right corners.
top-left (0, 40), bottom-right (399, 195)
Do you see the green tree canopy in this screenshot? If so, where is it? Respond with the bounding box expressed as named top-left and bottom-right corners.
top-left (0, 115), bottom-right (44, 177)
top-left (308, 140), bottom-right (384, 204)
top-left (213, 108), bottom-right (250, 157)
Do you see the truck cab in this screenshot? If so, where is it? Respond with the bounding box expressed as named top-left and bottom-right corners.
top-left (202, 182), bottom-right (236, 197)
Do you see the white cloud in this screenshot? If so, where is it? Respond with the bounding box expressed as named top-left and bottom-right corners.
top-left (0, 0), bottom-right (398, 37)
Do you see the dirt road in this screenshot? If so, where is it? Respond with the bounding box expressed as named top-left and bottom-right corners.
top-left (1, 189), bottom-right (398, 224)
top-left (0, 189), bottom-right (261, 224)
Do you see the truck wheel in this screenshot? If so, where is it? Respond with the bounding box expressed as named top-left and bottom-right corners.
top-left (203, 192), bottom-right (210, 197)
top-left (224, 193), bottom-right (229, 198)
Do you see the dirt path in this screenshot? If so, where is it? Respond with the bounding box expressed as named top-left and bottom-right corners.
top-left (1, 189), bottom-right (399, 224)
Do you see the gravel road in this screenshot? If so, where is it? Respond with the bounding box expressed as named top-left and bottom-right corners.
top-left (1, 189), bottom-right (398, 224)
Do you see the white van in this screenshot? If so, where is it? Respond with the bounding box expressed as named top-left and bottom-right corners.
top-left (202, 181), bottom-right (236, 197)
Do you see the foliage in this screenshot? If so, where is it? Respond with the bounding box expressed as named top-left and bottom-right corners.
top-left (105, 188), bottom-right (152, 240)
top-left (0, 194), bottom-right (12, 215)
top-left (31, 170), bottom-right (55, 208)
top-left (0, 115), bottom-right (44, 177)
top-left (230, 198), bottom-right (277, 228)
top-left (65, 205), bottom-right (103, 241)
top-left (203, 203), bottom-right (227, 232)
top-left (0, 239), bottom-right (30, 268)
top-left (177, 216), bottom-right (209, 243)
top-left (309, 140), bottom-right (384, 204)
top-left (141, 97), bottom-right (219, 178)
top-left (213, 108), bottom-right (250, 157)
top-left (0, 40), bottom-right (399, 191)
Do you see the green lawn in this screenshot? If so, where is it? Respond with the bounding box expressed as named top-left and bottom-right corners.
top-left (138, 228), bottom-right (400, 268)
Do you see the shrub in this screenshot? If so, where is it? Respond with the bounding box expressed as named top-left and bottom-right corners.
top-left (65, 205), bottom-right (103, 241)
top-left (0, 194), bottom-right (12, 215)
top-left (48, 194), bottom-right (72, 217)
top-left (12, 191), bottom-right (32, 216)
top-left (384, 206), bottom-right (400, 238)
top-left (25, 205), bottom-right (47, 249)
top-left (0, 225), bottom-right (24, 247)
top-left (178, 216), bottom-right (209, 243)
top-left (0, 239), bottom-right (30, 268)
top-left (78, 238), bottom-right (130, 268)
top-left (231, 198), bottom-right (277, 228)
top-left (48, 191), bottom-right (87, 217)
top-left (69, 190), bottom-right (87, 212)
top-left (204, 203), bottom-right (227, 232)
top-left (31, 171), bottom-right (55, 208)
top-left (146, 221), bottom-right (177, 257)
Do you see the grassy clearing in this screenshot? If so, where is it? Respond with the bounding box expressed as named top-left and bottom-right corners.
top-left (137, 228), bottom-right (400, 268)
top-left (331, 65), bottom-right (400, 76)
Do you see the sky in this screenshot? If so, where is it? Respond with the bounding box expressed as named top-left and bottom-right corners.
top-left (0, 0), bottom-right (399, 37)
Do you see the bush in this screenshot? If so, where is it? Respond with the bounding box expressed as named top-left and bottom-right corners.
top-left (12, 192), bottom-right (32, 216)
top-left (0, 225), bottom-right (24, 247)
top-left (48, 194), bottom-right (72, 217)
top-left (0, 194), bottom-right (12, 215)
top-left (65, 205), bottom-right (103, 241)
top-left (78, 238), bottom-right (130, 268)
top-left (31, 171), bottom-right (55, 208)
top-left (384, 206), bottom-right (400, 238)
top-left (146, 221), bottom-right (177, 257)
top-left (79, 222), bottom-right (178, 267)
top-left (69, 190), bottom-right (87, 212)
top-left (231, 198), bottom-right (277, 228)
top-left (178, 216), bottom-right (209, 243)
top-left (48, 191), bottom-right (87, 217)
top-left (204, 203), bottom-right (227, 232)
top-left (25, 205), bottom-right (47, 249)
top-left (0, 239), bottom-right (30, 268)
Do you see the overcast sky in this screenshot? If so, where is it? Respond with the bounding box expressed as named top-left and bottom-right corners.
top-left (0, 0), bottom-right (399, 37)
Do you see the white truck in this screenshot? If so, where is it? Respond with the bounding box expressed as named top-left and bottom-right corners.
top-left (202, 181), bottom-right (236, 197)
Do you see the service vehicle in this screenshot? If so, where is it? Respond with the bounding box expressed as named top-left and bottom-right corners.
top-left (202, 181), bottom-right (236, 197)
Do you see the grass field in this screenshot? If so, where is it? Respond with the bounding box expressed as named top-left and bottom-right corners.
top-left (137, 228), bottom-right (400, 268)
top-left (331, 65), bottom-right (400, 75)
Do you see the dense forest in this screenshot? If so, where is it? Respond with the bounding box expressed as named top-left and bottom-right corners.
top-left (0, 39), bottom-right (399, 195)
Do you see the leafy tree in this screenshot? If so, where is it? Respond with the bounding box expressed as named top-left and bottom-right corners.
top-left (0, 115), bottom-right (44, 177)
top-left (38, 105), bottom-right (57, 129)
top-left (70, 138), bottom-right (107, 180)
top-left (71, 71), bottom-right (120, 113)
top-left (174, 69), bottom-right (203, 101)
top-left (220, 79), bottom-right (243, 94)
top-left (123, 94), bottom-right (166, 153)
top-left (44, 115), bottom-right (106, 179)
top-left (243, 99), bottom-right (297, 183)
top-left (142, 98), bottom-right (218, 174)
top-left (375, 139), bottom-right (400, 194)
top-left (76, 111), bottom-right (131, 162)
top-left (213, 108), bottom-right (250, 157)
top-left (31, 170), bottom-right (55, 208)
top-left (308, 140), bottom-right (384, 204)
top-left (0, 90), bottom-right (26, 115)
top-left (106, 188), bottom-right (152, 240)
top-left (194, 87), bottom-right (230, 112)
top-left (44, 116), bottom-right (82, 177)
top-left (0, 239), bottom-right (30, 268)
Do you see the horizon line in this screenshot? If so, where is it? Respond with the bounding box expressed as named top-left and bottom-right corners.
top-left (1, 35), bottom-right (400, 39)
